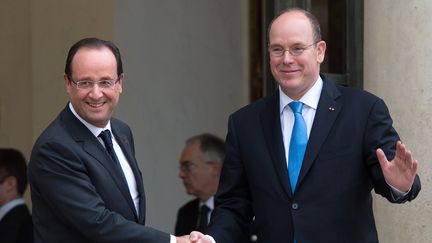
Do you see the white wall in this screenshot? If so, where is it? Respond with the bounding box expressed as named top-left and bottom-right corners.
top-left (364, 1), bottom-right (432, 242)
top-left (113, 0), bottom-right (249, 232)
top-left (30, 0), bottom-right (114, 143)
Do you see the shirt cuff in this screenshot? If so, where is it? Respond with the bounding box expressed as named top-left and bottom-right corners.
top-left (388, 183), bottom-right (409, 200)
top-left (205, 235), bottom-right (216, 243)
top-left (170, 235), bottom-right (176, 243)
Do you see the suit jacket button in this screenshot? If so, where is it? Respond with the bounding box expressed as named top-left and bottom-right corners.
top-left (292, 203), bottom-right (299, 210)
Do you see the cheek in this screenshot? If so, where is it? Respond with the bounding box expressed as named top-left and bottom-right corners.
top-left (70, 88), bottom-right (89, 97)
top-left (300, 56), bottom-right (316, 69)
top-left (270, 59), bottom-right (279, 68)
top-left (190, 173), bottom-right (205, 185)
top-left (108, 91), bottom-right (121, 103)
top-left (269, 60), bottom-right (281, 75)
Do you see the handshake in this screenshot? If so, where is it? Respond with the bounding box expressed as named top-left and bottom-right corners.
top-left (176, 231), bottom-right (212, 243)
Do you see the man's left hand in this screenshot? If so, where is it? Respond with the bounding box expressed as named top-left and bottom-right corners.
top-left (377, 140), bottom-right (418, 192)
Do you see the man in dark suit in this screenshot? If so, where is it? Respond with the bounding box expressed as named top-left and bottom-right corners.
top-left (190, 8), bottom-right (421, 243)
top-left (175, 134), bottom-right (226, 235)
top-left (0, 148), bottom-right (33, 243)
top-left (28, 38), bottom-right (189, 243)
top-left (175, 134), bottom-right (258, 242)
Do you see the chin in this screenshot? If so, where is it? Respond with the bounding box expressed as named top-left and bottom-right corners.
top-left (279, 82), bottom-right (302, 91)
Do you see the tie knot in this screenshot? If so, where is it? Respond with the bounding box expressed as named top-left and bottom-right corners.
top-left (98, 130), bottom-right (113, 147)
top-left (288, 101), bottom-right (303, 114)
top-left (200, 205), bottom-right (210, 214)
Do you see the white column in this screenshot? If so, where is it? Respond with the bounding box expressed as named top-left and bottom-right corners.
top-left (364, 1), bottom-right (432, 242)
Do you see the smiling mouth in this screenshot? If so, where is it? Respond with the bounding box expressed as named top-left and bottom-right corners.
top-left (87, 102), bottom-right (105, 108)
top-left (280, 69), bottom-right (299, 73)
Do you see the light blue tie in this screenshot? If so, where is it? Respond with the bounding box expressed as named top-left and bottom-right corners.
top-left (288, 101), bottom-right (307, 193)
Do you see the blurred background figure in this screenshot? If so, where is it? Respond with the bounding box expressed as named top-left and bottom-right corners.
top-left (175, 133), bottom-right (225, 236)
top-left (175, 133), bottom-right (257, 242)
top-left (0, 148), bottom-right (33, 243)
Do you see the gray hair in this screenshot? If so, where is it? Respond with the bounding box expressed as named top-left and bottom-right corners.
top-left (186, 133), bottom-right (225, 164)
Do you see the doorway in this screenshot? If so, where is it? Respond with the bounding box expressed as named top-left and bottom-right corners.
top-left (249, 0), bottom-right (364, 101)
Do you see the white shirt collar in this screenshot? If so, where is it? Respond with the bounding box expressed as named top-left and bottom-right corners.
top-left (279, 76), bottom-right (323, 114)
top-left (200, 196), bottom-right (214, 210)
top-left (0, 198), bottom-right (25, 221)
top-left (68, 102), bottom-right (112, 137)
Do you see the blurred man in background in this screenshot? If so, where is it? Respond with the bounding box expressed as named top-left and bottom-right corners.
top-left (176, 134), bottom-right (257, 242)
top-left (0, 148), bottom-right (33, 243)
top-left (175, 134), bottom-right (225, 236)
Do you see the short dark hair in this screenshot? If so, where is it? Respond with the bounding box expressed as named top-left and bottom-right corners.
top-left (64, 37), bottom-right (123, 78)
top-left (268, 8), bottom-right (322, 43)
top-left (0, 148), bottom-right (28, 195)
top-left (186, 133), bottom-right (225, 164)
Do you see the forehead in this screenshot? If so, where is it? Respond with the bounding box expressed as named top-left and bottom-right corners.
top-left (71, 47), bottom-right (117, 73)
top-left (180, 141), bottom-right (203, 162)
top-left (73, 47), bottom-right (116, 63)
top-left (269, 11), bottom-right (314, 45)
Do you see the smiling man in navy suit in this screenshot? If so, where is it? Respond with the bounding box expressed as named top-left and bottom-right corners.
top-left (28, 38), bottom-right (189, 243)
top-left (190, 8), bottom-right (421, 243)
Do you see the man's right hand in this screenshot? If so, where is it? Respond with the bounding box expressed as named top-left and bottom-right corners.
top-left (189, 231), bottom-right (212, 243)
top-left (176, 235), bottom-right (191, 243)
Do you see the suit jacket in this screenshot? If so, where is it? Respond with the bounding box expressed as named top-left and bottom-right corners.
top-left (28, 105), bottom-right (169, 243)
top-left (174, 198), bottom-right (200, 236)
top-left (206, 76), bottom-right (421, 243)
top-left (175, 199), bottom-right (257, 242)
top-left (0, 204), bottom-right (33, 243)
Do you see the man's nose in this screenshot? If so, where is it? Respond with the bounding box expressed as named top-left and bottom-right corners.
top-left (88, 84), bottom-right (104, 98)
top-left (282, 50), bottom-right (295, 64)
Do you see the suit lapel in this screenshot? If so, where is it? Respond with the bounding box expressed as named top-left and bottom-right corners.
top-left (82, 137), bottom-right (139, 221)
top-left (61, 106), bottom-right (140, 221)
top-left (260, 92), bottom-right (293, 197)
top-left (296, 78), bottom-right (343, 188)
top-left (111, 126), bottom-right (146, 223)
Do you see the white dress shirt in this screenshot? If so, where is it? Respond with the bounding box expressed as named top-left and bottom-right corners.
top-left (199, 196), bottom-right (215, 224)
top-left (0, 198), bottom-right (25, 221)
top-left (280, 77), bottom-right (322, 163)
top-left (69, 103), bottom-right (140, 214)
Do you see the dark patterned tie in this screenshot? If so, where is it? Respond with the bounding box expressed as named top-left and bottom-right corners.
top-left (98, 130), bottom-right (121, 166)
top-left (197, 205), bottom-right (210, 232)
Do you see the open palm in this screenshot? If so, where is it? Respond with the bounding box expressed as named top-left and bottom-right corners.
top-left (376, 141), bottom-right (418, 192)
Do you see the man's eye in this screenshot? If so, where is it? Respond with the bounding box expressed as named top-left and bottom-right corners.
top-left (79, 81), bottom-right (92, 86)
top-left (272, 47), bottom-right (283, 53)
top-left (99, 80), bottom-right (113, 87)
top-left (291, 47), bottom-right (305, 53)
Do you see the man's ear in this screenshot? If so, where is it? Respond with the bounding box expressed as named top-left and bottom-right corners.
top-left (316, 40), bottom-right (327, 64)
top-left (117, 73), bottom-right (124, 93)
top-left (64, 73), bottom-right (72, 94)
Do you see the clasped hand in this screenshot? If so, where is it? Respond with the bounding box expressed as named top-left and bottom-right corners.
top-left (176, 231), bottom-right (211, 243)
